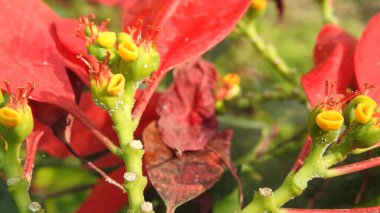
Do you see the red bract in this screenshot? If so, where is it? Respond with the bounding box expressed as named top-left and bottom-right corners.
top-left (301, 25), bottom-right (357, 107)
top-left (302, 13), bottom-right (380, 106)
top-left (0, 0), bottom-right (74, 105)
top-left (157, 59), bottom-right (218, 153)
top-left (122, 0), bottom-right (251, 74)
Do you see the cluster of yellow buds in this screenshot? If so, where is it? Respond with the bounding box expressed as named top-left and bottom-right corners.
top-left (309, 82), bottom-right (380, 149)
top-left (77, 15), bottom-right (160, 84)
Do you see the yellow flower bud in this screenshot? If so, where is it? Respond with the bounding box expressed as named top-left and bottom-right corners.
top-left (316, 110), bottom-right (344, 131)
top-left (223, 73), bottom-right (241, 86)
top-left (252, 0), bottom-right (267, 11)
top-left (118, 40), bottom-right (139, 62)
top-left (0, 107), bottom-right (21, 127)
top-left (355, 103), bottom-right (374, 124)
top-left (107, 74), bottom-right (125, 96)
top-left (97, 31), bottom-right (116, 48)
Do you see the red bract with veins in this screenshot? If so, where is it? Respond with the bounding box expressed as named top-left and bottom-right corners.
top-left (288, 13), bottom-right (380, 212)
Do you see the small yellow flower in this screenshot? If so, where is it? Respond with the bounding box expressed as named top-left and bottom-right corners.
top-left (355, 103), bottom-right (374, 124)
top-left (118, 40), bottom-right (139, 62)
top-left (0, 107), bottom-right (21, 127)
top-left (316, 110), bottom-right (344, 131)
top-left (107, 74), bottom-right (125, 96)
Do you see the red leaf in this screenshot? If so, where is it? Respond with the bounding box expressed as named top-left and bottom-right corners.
top-left (122, 0), bottom-right (251, 74)
top-left (157, 59), bottom-right (218, 152)
top-left (355, 13), bottom-right (380, 102)
top-left (0, 0), bottom-right (74, 105)
top-left (143, 122), bottom-right (229, 211)
top-left (301, 25), bottom-right (357, 107)
top-left (76, 167), bottom-right (128, 213)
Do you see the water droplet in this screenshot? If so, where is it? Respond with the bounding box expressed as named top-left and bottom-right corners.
top-left (143, 64), bottom-right (148, 68)
top-left (184, 37), bottom-right (189, 42)
top-left (28, 202), bottom-right (41, 212)
top-left (7, 177), bottom-right (20, 186)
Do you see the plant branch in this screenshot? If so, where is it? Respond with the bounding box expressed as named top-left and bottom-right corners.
top-left (320, 0), bottom-right (339, 24)
top-left (237, 21), bottom-right (297, 85)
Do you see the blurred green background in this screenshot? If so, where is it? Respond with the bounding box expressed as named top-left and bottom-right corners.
top-left (2, 0), bottom-right (380, 212)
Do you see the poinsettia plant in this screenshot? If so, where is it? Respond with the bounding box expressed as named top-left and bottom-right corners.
top-left (1, 0), bottom-right (380, 213)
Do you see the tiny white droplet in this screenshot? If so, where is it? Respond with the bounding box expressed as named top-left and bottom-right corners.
top-left (124, 172), bottom-right (137, 182)
top-left (129, 140), bottom-right (143, 150)
top-left (141, 201), bottom-right (153, 213)
top-left (28, 202), bottom-right (41, 212)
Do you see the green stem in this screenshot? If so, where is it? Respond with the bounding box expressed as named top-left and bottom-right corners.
top-left (241, 137), bottom-right (337, 213)
top-left (237, 22), bottom-right (297, 85)
top-left (320, 0), bottom-right (339, 24)
top-left (110, 81), bottom-right (147, 213)
top-left (3, 142), bottom-right (31, 213)
top-left (241, 132), bottom-right (360, 213)
top-left (272, 144), bottom-right (324, 207)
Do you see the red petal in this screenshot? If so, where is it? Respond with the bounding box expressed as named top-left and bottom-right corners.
top-left (301, 25), bottom-right (357, 107)
top-left (0, 0), bottom-right (75, 105)
top-left (355, 13), bottom-right (380, 102)
top-left (122, 0), bottom-right (251, 73)
top-left (76, 167), bottom-right (128, 213)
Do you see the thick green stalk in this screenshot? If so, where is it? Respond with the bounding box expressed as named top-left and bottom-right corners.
top-left (110, 82), bottom-right (148, 213)
top-left (241, 137), bottom-right (336, 213)
top-left (3, 142), bottom-right (31, 213)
